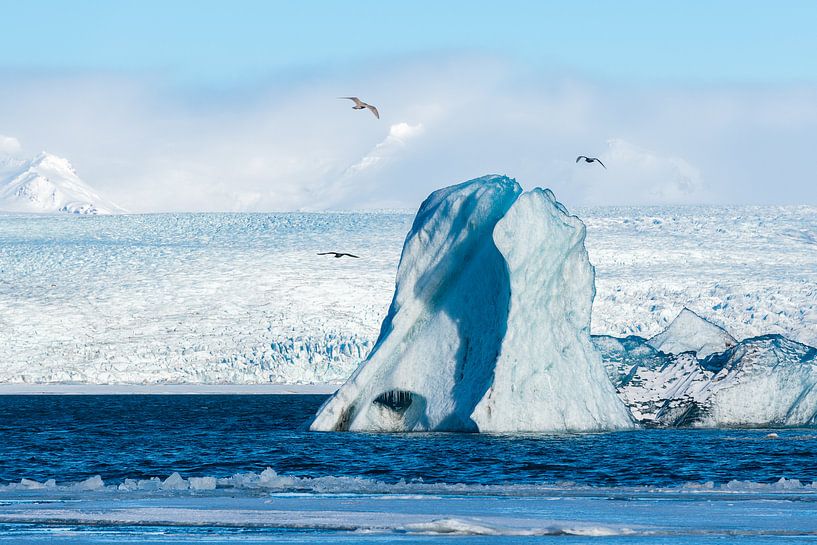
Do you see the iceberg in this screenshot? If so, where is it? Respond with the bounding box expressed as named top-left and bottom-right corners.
top-left (647, 307), bottom-right (736, 358)
top-left (598, 310), bottom-right (817, 427)
top-left (697, 335), bottom-right (817, 427)
top-left (310, 175), bottom-right (632, 432)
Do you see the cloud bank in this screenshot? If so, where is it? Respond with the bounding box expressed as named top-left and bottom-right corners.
top-left (0, 57), bottom-right (815, 211)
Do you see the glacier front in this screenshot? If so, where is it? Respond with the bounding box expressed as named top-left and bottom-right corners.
top-left (310, 175), bottom-right (632, 432)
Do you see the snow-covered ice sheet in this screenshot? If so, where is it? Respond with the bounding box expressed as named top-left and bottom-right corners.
top-left (0, 204), bottom-right (815, 385)
top-left (0, 212), bottom-right (409, 384)
top-left (582, 205), bottom-right (817, 344)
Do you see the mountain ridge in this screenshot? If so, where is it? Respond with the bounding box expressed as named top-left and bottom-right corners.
top-left (0, 151), bottom-right (124, 215)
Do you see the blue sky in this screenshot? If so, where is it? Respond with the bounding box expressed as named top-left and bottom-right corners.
top-left (1, 1), bottom-right (816, 210)
top-left (4, 1), bottom-right (817, 83)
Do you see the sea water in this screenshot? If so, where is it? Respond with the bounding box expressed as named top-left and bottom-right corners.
top-left (1, 395), bottom-right (816, 543)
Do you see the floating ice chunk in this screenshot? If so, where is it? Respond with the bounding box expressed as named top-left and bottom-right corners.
top-left (258, 467), bottom-right (283, 486)
top-left (71, 475), bottom-right (104, 491)
top-left (311, 176), bottom-right (630, 432)
top-left (189, 476), bottom-right (217, 490)
top-left (161, 472), bottom-right (189, 490)
top-left (138, 477), bottom-right (162, 491)
top-left (647, 308), bottom-right (736, 358)
top-left (699, 335), bottom-right (817, 427)
top-left (19, 478), bottom-right (55, 489)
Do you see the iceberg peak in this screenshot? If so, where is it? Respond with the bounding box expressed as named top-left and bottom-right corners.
top-left (647, 307), bottom-right (737, 358)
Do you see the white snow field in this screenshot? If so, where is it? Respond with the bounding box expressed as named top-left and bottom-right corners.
top-left (0, 183), bottom-right (815, 389)
top-left (0, 152), bottom-right (125, 215)
top-left (311, 177), bottom-right (630, 432)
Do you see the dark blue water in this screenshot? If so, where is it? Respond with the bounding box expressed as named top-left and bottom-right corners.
top-left (2, 395), bottom-right (816, 487)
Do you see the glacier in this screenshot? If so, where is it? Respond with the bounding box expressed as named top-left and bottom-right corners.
top-left (311, 176), bottom-right (632, 432)
top-left (0, 152), bottom-right (124, 215)
top-left (0, 188), bottom-right (815, 412)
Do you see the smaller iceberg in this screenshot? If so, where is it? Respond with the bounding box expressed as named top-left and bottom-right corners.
top-left (647, 308), bottom-right (736, 358)
top-left (698, 336), bottom-right (817, 427)
top-left (599, 309), bottom-right (817, 427)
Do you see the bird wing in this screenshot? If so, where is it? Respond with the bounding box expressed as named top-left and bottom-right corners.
top-left (366, 104), bottom-right (380, 119)
top-left (343, 253), bottom-right (360, 258)
top-left (317, 252), bottom-right (334, 255)
top-left (594, 158), bottom-right (607, 169)
top-left (339, 97), bottom-right (364, 107)
top-left (576, 156), bottom-right (587, 163)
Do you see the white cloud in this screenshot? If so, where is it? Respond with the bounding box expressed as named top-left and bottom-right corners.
top-left (0, 57), bottom-right (815, 211)
top-left (0, 134), bottom-right (21, 155)
top-left (575, 138), bottom-right (708, 205)
top-left (346, 122), bottom-right (424, 175)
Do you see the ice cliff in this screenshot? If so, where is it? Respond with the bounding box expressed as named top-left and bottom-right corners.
top-left (310, 175), bottom-right (633, 432)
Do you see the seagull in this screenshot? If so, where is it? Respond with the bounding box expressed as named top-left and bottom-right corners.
top-left (576, 155), bottom-right (606, 169)
top-left (338, 97), bottom-right (379, 119)
top-left (318, 252), bottom-right (360, 259)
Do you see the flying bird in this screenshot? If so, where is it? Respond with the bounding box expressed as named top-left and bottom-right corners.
top-left (576, 155), bottom-right (606, 169)
top-left (318, 252), bottom-right (360, 259)
top-left (339, 97), bottom-right (379, 119)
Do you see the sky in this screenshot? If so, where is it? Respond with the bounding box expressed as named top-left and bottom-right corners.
top-left (1, 0), bottom-right (816, 211)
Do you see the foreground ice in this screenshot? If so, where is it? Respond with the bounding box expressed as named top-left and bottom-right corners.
top-left (6, 467), bottom-right (817, 496)
top-left (311, 176), bottom-right (630, 432)
top-left (1, 470), bottom-right (817, 543)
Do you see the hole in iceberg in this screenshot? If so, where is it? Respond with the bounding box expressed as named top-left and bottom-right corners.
top-left (373, 390), bottom-right (415, 413)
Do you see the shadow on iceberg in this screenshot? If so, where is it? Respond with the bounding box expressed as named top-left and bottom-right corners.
top-left (310, 175), bottom-right (633, 433)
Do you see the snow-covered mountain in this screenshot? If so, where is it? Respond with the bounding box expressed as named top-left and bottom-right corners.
top-left (0, 152), bottom-right (124, 215)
